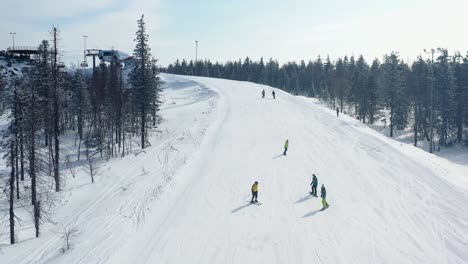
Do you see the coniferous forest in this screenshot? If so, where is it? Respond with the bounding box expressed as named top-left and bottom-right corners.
top-left (0, 15), bottom-right (161, 243)
top-left (164, 51), bottom-right (468, 149)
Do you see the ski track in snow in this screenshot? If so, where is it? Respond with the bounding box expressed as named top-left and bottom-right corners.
top-left (110, 75), bottom-right (468, 264)
top-left (2, 74), bottom-right (468, 264)
top-left (1, 74), bottom-right (218, 264)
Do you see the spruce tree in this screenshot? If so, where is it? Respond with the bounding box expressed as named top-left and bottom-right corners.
top-left (381, 52), bottom-right (408, 137)
top-left (434, 49), bottom-right (457, 146)
top-left (129, 14), bottom-right (161, 149)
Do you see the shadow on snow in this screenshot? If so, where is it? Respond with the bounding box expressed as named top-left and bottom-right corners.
top-left (231, 203), bottom-right (254, 213)
top-left (272, 154), bottom-right (284, 159)
top-left (295, 194), bottom-right (314, 204)
top-left (302, 209), bottom-right (322, 218)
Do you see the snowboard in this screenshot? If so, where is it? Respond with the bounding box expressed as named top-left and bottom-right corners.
top-left (309, 192), bottom-right (318, 197)
top-left (320, 205), bottom-right (330, 211)
top-left (250, 201), bottom-right (261, 205)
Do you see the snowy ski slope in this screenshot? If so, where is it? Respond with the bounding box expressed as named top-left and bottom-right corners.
top-left (2, 74), bottom-right (468, 264)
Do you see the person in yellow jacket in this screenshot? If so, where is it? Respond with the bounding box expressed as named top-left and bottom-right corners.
top-left (283, 139), bottom-right (289, 156)
top-left (251, 181), bottom-right (259, 203)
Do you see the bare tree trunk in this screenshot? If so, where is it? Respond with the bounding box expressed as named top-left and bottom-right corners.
top-left (10, 142), bottom-right (15, 244)
top-left (52, 27), bottom-right (60, 192)
top-left (14, 87), bottom-right (20, 199)
top-left (15, 141), bottom-right (19, 199)
top-left (141, 106), bottom-right (145, 149)
top-left (35, 201), bottom-right (41, 238)
top-left (20, 117), bottom-right (25, 181)
top-left (390, 100), bottom-right (394, 138)
top-left (414, 103), bottom-right (418, 146)
top-left (78, 136), bottom-right (82, 161)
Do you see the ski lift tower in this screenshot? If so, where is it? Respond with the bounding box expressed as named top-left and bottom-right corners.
top-left (85, 49), bottom-right (100, 72)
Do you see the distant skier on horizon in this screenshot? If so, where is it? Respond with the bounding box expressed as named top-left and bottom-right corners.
top-left (283, 139), bottom-right (289, 156)
top-left (251, 181), bottom-right (259, 204)
top-left (310, 174), bottom-right (318, 197)
top-left (272, 90), bottom-right (276, 99)
top-left (336, 107), bottom-right (339, 117)
top-left (321, 184), bottom-right (329, 210)
top-left (262, 89), bottom-right (265, 99)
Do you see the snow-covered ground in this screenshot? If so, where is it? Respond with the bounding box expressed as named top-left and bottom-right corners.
top-left (2, 74), bottom-right (468, 264)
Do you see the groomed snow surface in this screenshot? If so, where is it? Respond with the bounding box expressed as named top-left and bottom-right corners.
top-left (2, 74), bottom-right (468, 264)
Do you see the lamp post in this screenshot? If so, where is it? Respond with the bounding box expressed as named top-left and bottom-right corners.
top-left (9, 32), bottom-right (16, 50)
top-left (423, 48), bottom-right (440, 153)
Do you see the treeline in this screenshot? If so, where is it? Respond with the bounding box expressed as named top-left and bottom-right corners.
top-left (164, 50), bottom-right (468, 148)
top-left (0, 15), bottom-right (161, 244)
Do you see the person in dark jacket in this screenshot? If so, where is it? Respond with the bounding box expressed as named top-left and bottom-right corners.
top-left (272, 90), bottom-right (276, 99)
top-left (262, 89), bottom-right (265, 99)
top-left (251, 181), bottom-right (259, 203)
top-left (283, 139), bottom-right (289, 156)
top-left (310, 174), bottom-right (318, 196)
top-left (336, 107), bottom-right (339, 117)
top-left (321, 184), bottom-right (329, 209)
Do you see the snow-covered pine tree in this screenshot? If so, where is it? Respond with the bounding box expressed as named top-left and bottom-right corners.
top-left (2, 79), bottom-right (18, 244)
top-left (323, 56), bottom-right (335, 104)
top-left (50, 26), bottom-right (62, 192)
top-left (367, 59), bottom-right (380, 125)
top-left (449, 52), bottom-right (468, 145)
top-left (313, 56), bottom-right (324, 99)
top-left (257, 57), bottom-right (265, 84)
top-left (21, 67), bottom-right (44, 237)
top-left (70, 70), bottom-right (91, 160)
top-left (409, 57), bottom-right (429, 146)
top-left (434, 49), bottom-right (457, 147)
top-left (380, 52), bottom-right (408, 137)
top-left (456, 56), bottom-right (468, 144)
top-left (334, 58), bottom-right (346, 112)
top-left (349, 55), bottom-right (369, 121)
top-left (129, 14), bottom-right (161, 149)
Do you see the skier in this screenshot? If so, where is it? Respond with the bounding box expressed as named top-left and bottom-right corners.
top-left (262, 89), bottom-right (265, 99)
top-left (251, 181), bottom-right (259, 203)
top-left (320, 184), bottom-right (329, 210)
top-left (283, 139), bottom-right (289, 156)
top-left (272, 90), bottom-right (276, 99)
top-left (310, 174), bottom-right (318, 196)
top-left (336, 107), bottom-right (339, 117)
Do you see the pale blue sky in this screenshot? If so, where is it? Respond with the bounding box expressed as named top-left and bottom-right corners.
top-left (1, 0), bottom-right (467, 66)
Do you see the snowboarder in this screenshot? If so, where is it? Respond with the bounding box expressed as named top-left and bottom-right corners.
top-left (310, 174), bottom-right (318, 196)
top-left (320, 184), bottom-right (329, 210)
top-left (272, 90), bottom-right (276, 99)
top-left (251, 181), bottom-right (259, 203)
top-left (336, 107), bottom-right (339, 117)
top-left (262, 89), bottom-right (265, 99)
top-left (283, 139), bottom-right (289, 156)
